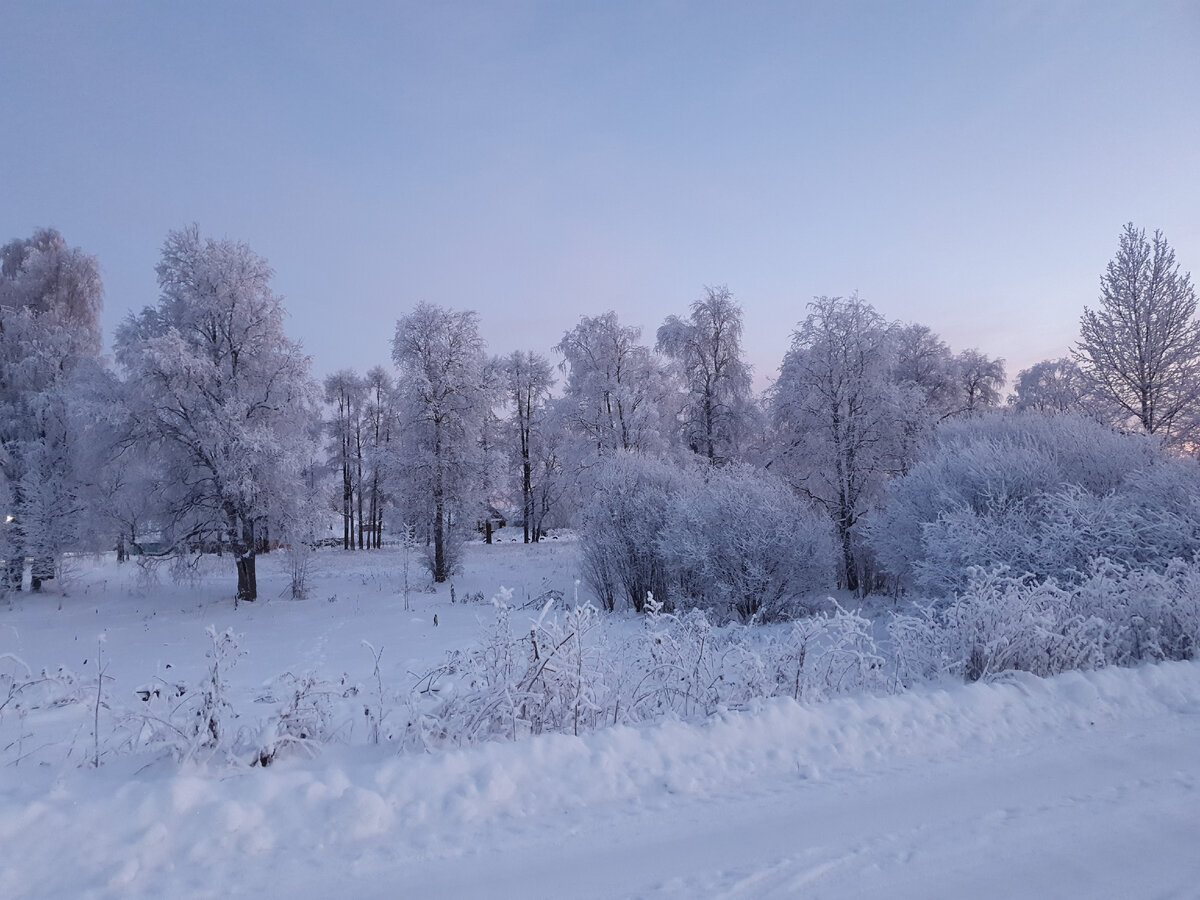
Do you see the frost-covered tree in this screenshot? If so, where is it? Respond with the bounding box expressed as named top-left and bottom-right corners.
top-left (323, 369), bottom-right (366, 550)
top-left (361, 365), bottom-right (397, 548)
top-left (770, 295), bottom-right (915, 592)
top-left (1008, 358), bottom-right (1087, 414)
top-left (953, 349), bottom-right (1006, 415)
top-left (391, 303), bottom-right (490, 581)
top-left (500, 350), bottom-right (556, 542)
top-left (1075, 223), bottom-right (1200, 445)
top-left (892, 323), bottom-right (959, 417)
top-left (656, 286), bottom-right (754, 465)
top-left (115, 226), bottom-right (317, 602)
top-left (555, 311), bottom-right (671, 456)
top-left (0, 228), bottom-right (103, 591)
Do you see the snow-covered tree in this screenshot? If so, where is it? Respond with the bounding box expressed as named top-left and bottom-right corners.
top-left (1008, 358), bottom-right (1087, 414)
top-left (0, 228), bottom-right (103, 591)
top-left (656, 286), bottom-right (754, 465)
top-left (361, 365), bottom-right (397, 549)
top-left (114, 225), bottom-right (318, 602)
top-left (391, 303), bottom-right (490, 581)
top-left (500, 350), bottom-right (556, 542)
top-left (555, 311), bottom-right (672, 456)
top-left (953, 348), bottom-right (1006, 415)
top-left (892, 323), bottom-right (960, 417)
top-left (1075, 223), bottom-right (1200, 446)
top-left (770, 295), bottom-right (915, 592)
top-left (323, 369), bottom-right (366, 549)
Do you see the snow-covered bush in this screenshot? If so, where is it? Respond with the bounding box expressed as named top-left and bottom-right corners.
top-left (659, 465), bottom-right (834, 620)
top-left (889, 560), bottom-right (1200, 683)
top-left (579, 453), bottom-right (688, 612)
top-left (889, 570), bottom-right (1105, 683)
top-left (121, 626), bottom-right (244, 762)
top-left (869, 412), bottom-right (1200, 594)
top-left (766, 604), bottom-right (888, 700)
top-left (579, 455), bottom-right (833, 617)
top-left (403, 592), bottom-right (617, 748)
top-left (253, 672), bottom-right (350, 766)
top-left (403, 591), bottom-right (889, 751)
top-left (1070, 559), bottom-right (1200, 665)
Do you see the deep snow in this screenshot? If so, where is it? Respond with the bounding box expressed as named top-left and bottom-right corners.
top-left (1, 541), bottom-right (1198, 898)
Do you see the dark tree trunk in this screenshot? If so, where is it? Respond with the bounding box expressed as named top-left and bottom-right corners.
top-left (31, 557), bottom-right (54, 592)
top-left (342, 453), bottom-right (352, 550)
top-left (234, 515), bottom-right (258, 602)
top-left (433, 499), bottom-right (446, 581)
top-left (236, 552), bottom-right (257, 603)
top-left (356, 457), bottom-right (364, 550)
top-left (432, 418), bottom-right (448, 581)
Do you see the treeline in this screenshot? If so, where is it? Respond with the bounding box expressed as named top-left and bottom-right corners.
top-left (1, 222), bottom-right (1197, 611)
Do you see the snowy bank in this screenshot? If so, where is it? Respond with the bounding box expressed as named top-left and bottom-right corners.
top-left (2, 659), bottom-right (1198, 898)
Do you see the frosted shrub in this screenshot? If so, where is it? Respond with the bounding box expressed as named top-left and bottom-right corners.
top-left (579, 455), bottom-right (833, 618)
top-left (890, 570), bottom-right (1105, 683)
top-left (404, 591), bottom-right (616, 749)
top-left (628, 599), bottom-right (749, 719)
top-left (121, 626), bottom-right (244, 761)
top-left (626, 599), bottom-right (886, 717)
top-left (889, 559), bottom-right (1200, 683)
top-left (579, 453), bottom-right (687, 612)
top-left (870, 412), bottom-right (1200, 593)
top-left (1072, 559), bottom-right (1200, 664)
top-left (768, 605), bottom-right (887, 700)
top-left (659, 465), bottom-right (834, 620)
top-left (405, 592), bottom-right (892, 751)
top-left (253, 672), bottom-right (349, 766)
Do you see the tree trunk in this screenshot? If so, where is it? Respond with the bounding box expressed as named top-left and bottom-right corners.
top-left (522, 457), bottom-right (533, 544)
top-left (356, 457), bottom-right (365, 550)
top-left (235, 516), bottom-right (257, 602)
top-left (433, 499), bottom-right (446, 582)
top-left (31, 557), bottom-right (54, 592)
top-left (4, 555), bottom-right (22, 592)
top-left (236, 552), bottom-right (257, 603)
top-left (433, 418), bottom-right (448, 581)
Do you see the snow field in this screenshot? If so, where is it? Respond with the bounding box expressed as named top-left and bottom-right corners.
top-left (2, 657), bottom-right (1198, 898)
top-left (2, 539), bottom-right (1199, 897)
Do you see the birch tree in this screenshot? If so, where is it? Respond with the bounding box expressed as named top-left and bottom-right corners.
top-left (770, 295), bottom-right (914, 592)
top-left (501, 350), bottom-right (555, 542)
top-left (391, 303), bottom-right (489, 581)
top-left (115, 225), bottom-right (317, 603)
top-left (656, 285), bottom-right (754, 465)
top-left (1076, 223), bottom-right (1200, 445)
top-left (323, 370), bottom-right (366, 549)
top-left (0, 229), bottom-right (103, 592)
top-left (555, 311), bottom-right (671, 455)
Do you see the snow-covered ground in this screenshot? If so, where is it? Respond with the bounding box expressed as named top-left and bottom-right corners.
top-left (2, 540), bottom-right (1198, 898)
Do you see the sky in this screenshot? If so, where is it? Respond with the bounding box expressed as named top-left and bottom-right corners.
top-left (3, 0), bottom-right (1198, 391)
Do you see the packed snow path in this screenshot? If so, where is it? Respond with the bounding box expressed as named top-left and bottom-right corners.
top-left (3, 661), bottom-right (1198, 899)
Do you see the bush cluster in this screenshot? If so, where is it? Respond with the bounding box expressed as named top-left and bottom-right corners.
top-left (868, 413), bottom-right (1200, 595)
top-left (580, 454), bottom-right (835, 619)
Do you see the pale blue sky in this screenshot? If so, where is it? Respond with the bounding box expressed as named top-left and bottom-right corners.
top-left (3, 1), bottom-right (1198, 389)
